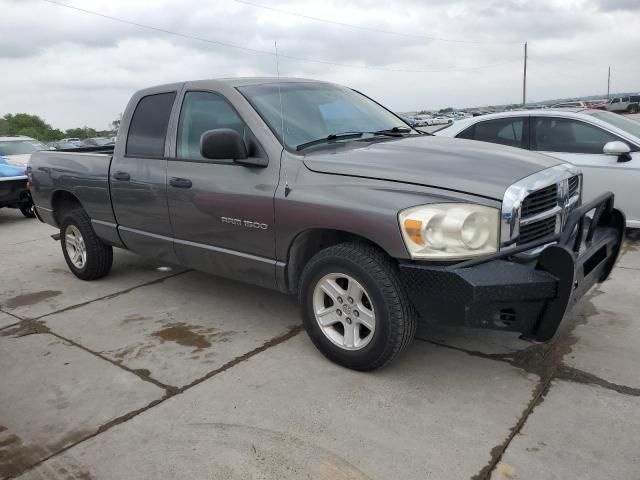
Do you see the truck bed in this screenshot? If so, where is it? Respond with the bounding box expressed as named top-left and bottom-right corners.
top-left (29, 150), bottom-right (116, 228)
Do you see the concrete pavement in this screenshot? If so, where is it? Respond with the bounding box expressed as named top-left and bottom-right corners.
top-left (1, 209), bottom-right (639, 479)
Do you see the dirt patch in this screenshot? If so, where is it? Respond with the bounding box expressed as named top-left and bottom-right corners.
top-left (3, 290), bottom-right (61, 309)
top-left (151, 322), bottom-right (235, 351)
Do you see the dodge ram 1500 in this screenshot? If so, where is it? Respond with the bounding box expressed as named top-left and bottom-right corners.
top-left (29, 78), bottom-right (625, 370)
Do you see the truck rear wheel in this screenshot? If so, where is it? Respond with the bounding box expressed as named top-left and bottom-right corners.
top-left (60, 209), bottom-right (113, 280)
top-left (628, 104), bottom-right (639, 114)
top-left (299, 242), bottom-right (416, 371)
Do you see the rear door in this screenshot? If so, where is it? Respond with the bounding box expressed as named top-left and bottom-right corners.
top-left (456, 116), bottom-right (529, 149)
top-left (531, 116), bottom-right (640, 224)
top-left (111, 89), bottom-right (179, 261)
top-left (166, 89), bottom-right (280, 289)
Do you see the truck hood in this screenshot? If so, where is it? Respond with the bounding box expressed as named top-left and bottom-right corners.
top-left (302, 135), bottom-right (562, 200)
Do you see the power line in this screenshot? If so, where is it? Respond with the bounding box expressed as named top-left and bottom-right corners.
top-left (42, 0), bottom-right (518, 74)
top-left (231, 0), bottom-right (522, 45)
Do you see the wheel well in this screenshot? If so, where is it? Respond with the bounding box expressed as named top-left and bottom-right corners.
top-left (51, 191), bottom-right (83, 226)
top-left (285, 229), bottom-right (388, 294)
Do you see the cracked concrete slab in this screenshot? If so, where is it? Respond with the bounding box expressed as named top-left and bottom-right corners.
top-left (19, 336), bottom-right (540, 480)
top-left (0, 333), bottom-right (164, 479)
top-left (0, 312), bottom-right (18, 330)
top-left (42, 271), bottom-right (300, 388)
top-left (417, 323), bottom-right (531, 355)
top-left (0, 237), bottom-right (185, 319)
top-left (490, 380), bottom-right (640, 480)
top-left (564, 267), bottom-right (640, 389)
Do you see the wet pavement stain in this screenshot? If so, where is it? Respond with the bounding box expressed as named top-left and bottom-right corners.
top-left (3, 290), bottom-right (62, 309)
top-left (151, 322), bottom-right (235, 351)
top-left (0, 319), bottom-right (50, 338)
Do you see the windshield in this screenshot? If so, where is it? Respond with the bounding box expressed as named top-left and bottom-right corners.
top-left (239, 82), bottom-right (415, 150)
top-left (0, 139), bottom-right (47, 156)
top-left (585, 110), bottom-right (640, 139)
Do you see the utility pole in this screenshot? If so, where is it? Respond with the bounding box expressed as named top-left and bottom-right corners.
top-left (607, 66), bottom-right (611, 99)
top-left (522, 41), bottom-right (528, 106)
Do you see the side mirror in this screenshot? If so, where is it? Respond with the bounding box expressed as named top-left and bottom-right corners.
top-left (603, 141), bottom-right (632, 162)
top-left (200, 128), bottom-right (248, 161)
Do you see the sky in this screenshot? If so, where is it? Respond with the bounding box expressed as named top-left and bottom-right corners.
top-left (1, 0), bottom-right (639, 130)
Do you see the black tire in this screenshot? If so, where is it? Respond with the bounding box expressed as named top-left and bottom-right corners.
top-left (298, 242), bottom-right (417, 371)
top-left (60, 209), bottom-right (113, 280)
top-left (19, 204), bottom-right (36, 218)
top-left (628, 104), bottom-right (639, 114)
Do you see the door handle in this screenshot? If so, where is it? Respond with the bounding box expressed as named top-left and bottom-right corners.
top-left (113, 171), bottom-right (130, 181)
top-left (169, 177), bottom-right (192, 189)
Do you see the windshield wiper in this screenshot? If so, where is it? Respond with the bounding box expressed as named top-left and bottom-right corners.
top-left (374, 126), bottom-right (412, 135)
top-left (296, 128), bottom-right (414, 151)
top-left (296, 132), bottom-right (364, 151)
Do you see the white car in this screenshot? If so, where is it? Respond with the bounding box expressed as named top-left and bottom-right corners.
top-left (431, 116), bottom-right (453, 126)
top-left (435, 109), bottom-right (640, 228)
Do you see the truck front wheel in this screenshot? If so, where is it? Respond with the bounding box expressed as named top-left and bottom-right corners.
top-left (299, 242), bottom-right (416, 371)
top-left (60, 209), bottom-right (113, 280)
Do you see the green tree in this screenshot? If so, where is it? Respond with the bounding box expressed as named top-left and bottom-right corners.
top-left (0, 113), bottom-right (64, 142)
top-left (64, 127), bottom-right (97, 139)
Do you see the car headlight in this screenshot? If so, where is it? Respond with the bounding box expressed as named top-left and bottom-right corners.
top-left (399, 203), bottom-right (499, 260)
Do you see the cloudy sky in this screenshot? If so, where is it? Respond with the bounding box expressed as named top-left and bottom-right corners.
top-left (2, 0), bottom-right (639, 130)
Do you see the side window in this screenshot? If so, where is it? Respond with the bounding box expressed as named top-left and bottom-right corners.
top-left (457, 125), bottom-right (474, 140)
top-left (612, 98), bottom-right (620, 104)
top-left (470, 118), bottom-right (524, 148)
top-left (126, 92), bottom-right (176, 157)
top-left (533, 118), bottom-right (619, 154)
top-left (177, 91), bottom-right (246, 160)
top-left (622, 97), bottom-right (630, 102)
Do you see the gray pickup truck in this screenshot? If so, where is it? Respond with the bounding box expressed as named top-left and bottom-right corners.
top-left (29, 78), bottom-right (625, 370)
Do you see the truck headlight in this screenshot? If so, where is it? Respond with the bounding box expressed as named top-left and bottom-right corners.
top-left (399, 204), bottom-right (499, 260)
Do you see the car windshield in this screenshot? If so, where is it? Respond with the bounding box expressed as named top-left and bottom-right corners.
top-left (0, 139), bottom-right (47, 155)
top-left (239, 82), bottom-right (415, 151)
top-left (585, 110), bottom-right (640, 139)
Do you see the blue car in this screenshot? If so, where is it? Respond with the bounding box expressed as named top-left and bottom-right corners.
top-left (0, 155), bottom-right (34, 218)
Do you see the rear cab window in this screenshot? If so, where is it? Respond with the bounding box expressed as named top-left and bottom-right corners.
top-left (126, 92), bottom-right (177, 157)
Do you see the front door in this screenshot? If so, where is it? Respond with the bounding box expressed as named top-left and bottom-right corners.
top-left (166, 90), bottom-right (280, 289)
top-left (111, 91), bottom-right (178, 261)
top-left (531, 116), bottom-right (640, 226)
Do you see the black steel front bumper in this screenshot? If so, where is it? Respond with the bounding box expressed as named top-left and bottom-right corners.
top-left (399, 192), bottom-right (625, 342)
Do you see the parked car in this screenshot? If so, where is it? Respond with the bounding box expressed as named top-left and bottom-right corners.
top-left (435, 109), bottom-right (640, 227)
top-left (80, 137), bottom-right (116, 147)
top-left (29, 78), bottom-right (623, 370)
top-left (432, 116), bottom-right (453, 125)
top-left (602, 95), bottom-right (640, 114)
top-left (60, 137), bottom-right (82, 147)
top-left (413, 115), bottom-right (434, 126)
top-left (50, 140), bottom-right (80, 150)
top-left (550, 101), bottom-right (590, 108)
top-left (0, 135), bottom-right (48, 217)
top-left (399, 116), bottom-right (418, 127)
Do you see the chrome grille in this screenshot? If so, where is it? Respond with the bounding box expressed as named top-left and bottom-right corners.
top-left (568, 175), bottom-right (579, 197)
top-left (521, 184), bottom-right (558, 217)
top-left (519, 216), bottom-right (557, 244)
top-left (501, 164), bottom-right (582, 252)
top-left (516, 174), bottom-right (581, 245)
